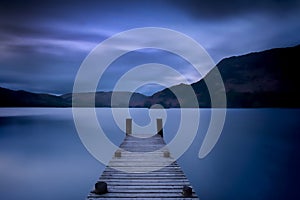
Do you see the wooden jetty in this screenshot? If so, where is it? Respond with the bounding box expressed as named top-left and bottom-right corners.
top-left (87, 119), bottom-right (199, 199)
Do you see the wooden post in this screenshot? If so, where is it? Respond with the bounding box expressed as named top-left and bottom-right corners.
top-left (157, 118), bottom-right (163, 137)
top-left (126, 118), bottom-right (132, 135)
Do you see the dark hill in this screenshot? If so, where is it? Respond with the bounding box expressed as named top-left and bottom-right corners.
top-left (61, 91), bottom-right (148, 107)
top-left (217, 45), bottom-right (300, 107)
top-left (150, 45), bottom-right (300, 107)
top-left (1, 45), bottom-right (299, 108)
top-left (0, 87), bottom-right (69, 107)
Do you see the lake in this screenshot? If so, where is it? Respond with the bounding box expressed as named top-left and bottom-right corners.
top-left (0, 108), bottom-right (299, 200)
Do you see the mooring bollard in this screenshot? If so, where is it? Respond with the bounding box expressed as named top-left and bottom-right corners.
top-left (163, 150), bottom-right (170, 157)
top-left (93, 181), bottom-right (108, 194)
top-left (182, 185), bottom-right (192, 197)
top-left (115, 150), bottom-right (121, 158)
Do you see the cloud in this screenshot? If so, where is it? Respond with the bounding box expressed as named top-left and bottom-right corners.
top-left (0, 22), bottom-right (110, 55)
top-left (0, 0), bottom-right (299, 95)
top-left (0, 6), bottom-right (114, 94)
top-left (96, 46), bottom-right (204, 95)
top-left (169, 0), bottom-right (300, 19)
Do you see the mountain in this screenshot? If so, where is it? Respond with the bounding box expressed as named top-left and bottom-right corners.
top-left (218, 45), bottom-right (300, 107)
top-left (0, 87), bottom-right (148, 108)
top-left (0, 87), bottom-right (69, 107)
top-left (150, 44), bottom-right (300, 108)
top-left (61, 91), bottom-right (148, 107)
top-left (1, 45), bottom-right (299, 108)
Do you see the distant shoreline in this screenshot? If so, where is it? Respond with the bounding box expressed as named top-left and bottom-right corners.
top-left (1, 45), bottom-right (300, 108)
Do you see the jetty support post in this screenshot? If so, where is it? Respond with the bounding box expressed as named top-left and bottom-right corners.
top-left (156, 118), bottom-right (163, 137)
top-left (126, 118), bottom-right (132, 135)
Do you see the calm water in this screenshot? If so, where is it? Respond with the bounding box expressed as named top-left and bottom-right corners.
top-left (0, 108), bottom-right (299, 200)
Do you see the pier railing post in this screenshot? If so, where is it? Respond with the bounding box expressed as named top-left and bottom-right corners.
top-left (157, 118), bottom-right (163, 137)
top-left (126, 118), bottom-right (132, 135)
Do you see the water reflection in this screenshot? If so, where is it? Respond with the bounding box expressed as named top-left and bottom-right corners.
top-left (0, 110), bottom-right (104, 200)
top-left (0, 108), bottom-right (299, 200)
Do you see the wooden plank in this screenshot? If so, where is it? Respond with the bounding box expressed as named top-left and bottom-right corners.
top-left (100, 173), bottom-right (188, 179)
top-left (88, 192), bottom-right (197, 198)
top-left (106, 185), bottom-right (194, 189)
top-left (88, 198), bottom-right (197, 200)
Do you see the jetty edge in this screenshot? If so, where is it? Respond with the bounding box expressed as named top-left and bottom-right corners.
top-left (87, 118), bottom-right (199, 199)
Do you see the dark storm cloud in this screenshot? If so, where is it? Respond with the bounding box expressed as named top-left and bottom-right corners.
top-left (170, 0), bottom-right (300, 19)
top-left (0, 22), bottom-right (107, 43)
top-left (171, 0), bottom-right (300, 61)
top-left (0, 1), bottom-right (115, 94)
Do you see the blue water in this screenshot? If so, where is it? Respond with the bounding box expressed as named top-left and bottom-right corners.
top-left (0, 108), bottom-right (299, 200)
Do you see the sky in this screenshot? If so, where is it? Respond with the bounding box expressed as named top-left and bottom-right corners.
top-left (0, 0), bottom-right (300, 95)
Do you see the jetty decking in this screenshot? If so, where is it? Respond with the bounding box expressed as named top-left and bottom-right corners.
top-left (87, 119), bottom-right (199, 199)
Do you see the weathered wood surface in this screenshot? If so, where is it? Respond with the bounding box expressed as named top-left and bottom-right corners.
top-left (87, 134), bottom-right (199, 199)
